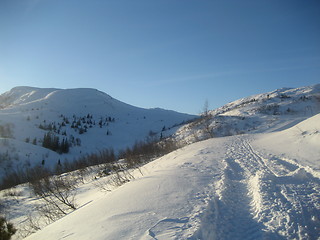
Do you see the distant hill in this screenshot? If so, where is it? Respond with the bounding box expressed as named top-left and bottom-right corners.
top-left (0, 87), bottom-right (196, 181)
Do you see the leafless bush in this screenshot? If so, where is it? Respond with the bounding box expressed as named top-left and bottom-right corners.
top-left (92, 177), bottom-right (112, 192)
top-left (119, 137), bottom-right (180, 169)
top-left (94, 137), bottom-right (182, 191)
top-left (108, 163), bottom-right (135, 187)
top-left (0, 166), bottom-right (51, 190)
top-left (62, 148), bottom-right (115, 173)
top-left (20, 175), bottom-right (78, 237)
top-left (202, 115), bottom-right (214, 138)
top-left (30, 175), bottom-right (77, 216)
top-left (94, 162), bottom-right (135, 190)
top-left (19, 213), bottom-right (42, 238)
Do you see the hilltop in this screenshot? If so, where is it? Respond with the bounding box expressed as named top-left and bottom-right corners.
top-left (0, 87), bottom-right (195, 185)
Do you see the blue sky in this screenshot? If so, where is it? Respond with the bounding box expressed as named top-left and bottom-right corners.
top-left (1, 0), bottom-right (319, 114)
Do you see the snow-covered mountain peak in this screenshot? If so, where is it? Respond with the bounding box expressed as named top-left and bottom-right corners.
top-left (0, 86), bottom-right (58, 108)
top-left (0, 87), bottom-right (118, 111)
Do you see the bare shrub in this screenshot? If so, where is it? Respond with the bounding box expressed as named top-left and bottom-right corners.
top-left (19, 213), bottom-right (42, 238)
top-left (30, 175), bottom-right (77, 216)
top-left (21, 175), bottom-right (78, 237)
top-left (108, 163), bottom-right (134, 187)
top-left (94, 162), bottom-right (135, 190)
top-left (93, 137), bottom-right (181, 191)
top-left (119, 137), bottom-right (180, 169)
top-left (63, 148), bottom-right (115, 173)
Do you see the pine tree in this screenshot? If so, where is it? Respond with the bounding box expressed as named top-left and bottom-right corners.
top-left (0, 216), bottom-right (16, 240)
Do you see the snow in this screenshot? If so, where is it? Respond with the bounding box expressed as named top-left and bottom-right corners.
top-left (1, 84), bottom-right (319, 239)
top-left (253, 113), bottom-right (320, 171)
top-left (174, 84), bottom-right (320, 144)
top-left (18, 112), bottom-right (320, 239)
top-left (18, 138), bottom-right (225, 240)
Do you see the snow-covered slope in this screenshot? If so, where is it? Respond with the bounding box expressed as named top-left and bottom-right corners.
top-left (253, 113), bottom-right (320, 171)
top-left (1, 84), bottom-right (319, 239)
top-left (0, 87), bottom-right (195, 182)
top-left (175, 84), bottom-right (320, 143)
top-left (19, 113), bottom-right (320, 240)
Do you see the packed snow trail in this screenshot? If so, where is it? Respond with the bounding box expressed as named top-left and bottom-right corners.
top-left (194, 135), bottom-right (320, 240)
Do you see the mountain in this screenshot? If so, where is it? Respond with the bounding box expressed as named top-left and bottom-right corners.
top-left (174, 84), bottom-right (320, 143)
top-left (0, 86), bottom-right (196, 182)
top-left (1, 84), bottom-right (319, 239)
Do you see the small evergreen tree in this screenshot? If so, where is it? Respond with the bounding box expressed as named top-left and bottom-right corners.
top-left (0, 216), bottom-right (16, 240)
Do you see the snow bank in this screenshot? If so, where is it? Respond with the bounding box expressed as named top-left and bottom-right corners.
top-left (253, 113), bottom-right (320, 171)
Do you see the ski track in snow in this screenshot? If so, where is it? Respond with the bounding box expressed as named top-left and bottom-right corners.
top-left (194, 135), bottom-right (320, 240)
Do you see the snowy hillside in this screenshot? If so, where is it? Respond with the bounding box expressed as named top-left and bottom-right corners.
top-left (1, 84), bottom-right (319, 240)
top-left (2, 113), bottom-right (317, 240)
top-left (175, 84), bottom-right (320, 143)
top-left (0, 87), bottom-right (195, 184)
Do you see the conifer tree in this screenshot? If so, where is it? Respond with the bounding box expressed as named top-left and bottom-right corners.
top-left (0, 216), bottom-right (16, 240)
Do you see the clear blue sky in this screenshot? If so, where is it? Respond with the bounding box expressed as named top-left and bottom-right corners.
top-left (1, 0), bottom-right (319, 114)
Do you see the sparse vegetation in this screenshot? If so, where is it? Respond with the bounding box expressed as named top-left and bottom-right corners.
top-left (30, 175), bottom-right (77, 215)
top-left (119, 138), bottom-right (180, 169)
top-left (257, 103), bottom-right (280, 115)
